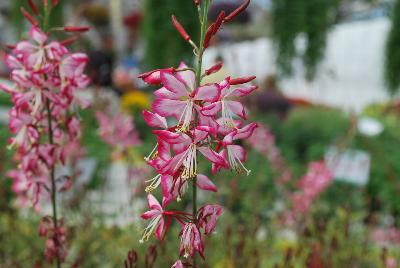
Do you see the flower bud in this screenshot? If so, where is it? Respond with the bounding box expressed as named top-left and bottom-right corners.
top-left (64, 26), bottom-right (91, 33)
top-left (171, 15), bottom-right (190, 42)
top-left (229, 75), bottom-right (256, 85)
top-left (20, 7), bottom-right (38, 26)
top-left (224, 0), bottom-right (251, 22)
top-left (205, 62), bottom-right (223, 76)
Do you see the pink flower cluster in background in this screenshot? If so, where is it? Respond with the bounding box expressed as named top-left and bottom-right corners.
top-left (96, 110), bottom-right (141, 150)
top-left (2, 26), bottom-right (89, 208)
top-left (247, 123), bottom-right (292, 184)
top-left (139, 63), bottom-right (257, 262)
top-left (289, 161), bottom-right (333, 219)
top-left (1, 24), bottom-right (89, 262)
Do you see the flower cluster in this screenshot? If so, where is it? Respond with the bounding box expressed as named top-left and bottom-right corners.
top-left (1, 2), bottom-right (90, 264)
top-left (140, 65), bottom-right (256, 262)
top-left (289, 161), bottom-right (333, 219)
top-left (96, 110), bottom-right (140, 150)
top-left (2, 26), bottom-right (89, 209)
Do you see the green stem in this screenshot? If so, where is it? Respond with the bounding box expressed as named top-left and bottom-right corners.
top-left (192, 1), bottom-right (210, 267)
top-left (43, 3), bottom-right (61, 268)
top-left (45, 99), bottom-right (61, 268)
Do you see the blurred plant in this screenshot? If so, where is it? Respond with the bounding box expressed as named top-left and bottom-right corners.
top-left (138, 0), bottom-right (258, 266)
top-left (271, 0), bottom-right (340, 80)
top-left (286, 161), bottom-right (333, 224)
top-left (247, 122), bottom-right (292, 184)
top-left (384, 0), bottom-right (400, 95)
top-left (142, 0), bottom-right (199, 70)
top-left (0, 1), bottom-right (90, 266)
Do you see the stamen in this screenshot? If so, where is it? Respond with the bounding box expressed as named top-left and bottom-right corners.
top-left (221, 101), bottom-right (236, 128)
top-left (181, 144), bottom-right (197, 179)
top-left (139, 214), bottom-right (162, 243)
top-left (227, 146), bottom-right (251, 176)
top-left (177, 100), bottom-right (194, 132)
top-left (145, 174), bottom-right (162, 192)
top-left (144, 143), bottom-right (158, 161)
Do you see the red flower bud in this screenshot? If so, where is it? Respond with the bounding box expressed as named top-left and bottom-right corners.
top-left (194, 0), bottom-right (200, 6)
top-left (213, 11), bottom-right (225, 35)
top-left (229, 75), bottom-right (256, 85)
top-left (60, 36), bottom-right (79, 46)
top-left (52, 0), bottom-right (59, 7)
top-left (27, 0), bottom-right (40, 16)
top-left (5, 44), bottom-right (16, 50)
top-left (224, 0), bottom-right (251, 22)
top-left (64, 26), bottom-right (91, 33)
top-left (20, 7), bottom-right (38, 26)
top-left (171, 15), bottom-right (190, 42)
top-left (205, 62), bottom-right (223, 76)
top-left (203, 24), bottom-right (215, 49)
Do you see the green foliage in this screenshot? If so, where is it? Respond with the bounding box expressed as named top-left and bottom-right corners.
top-left (278, 107), bottom-right (349, 174)
top-left (384, 0), bottom-right (400, 95)
top-left (142, 0), bottom-right (199, 69)
top-left (11, 0), bottom-right (64, 38)
top-left (271, 0), bottom-right (339, 80)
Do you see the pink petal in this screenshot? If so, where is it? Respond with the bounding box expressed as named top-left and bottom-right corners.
top-left (155, 217), bottom-right (165, 239)
top-left (160, 150), bottom-right (187, 175)
top-left (201, 102), bottom-right (222, 117)
top-left (4, 55), bottom-right (22, 69)
top-left (14, 41), bottom-right (36, 54)
top-left (176, 62), bottom-right (196, 90)
top-left (196, 174), bottom-right (217, 192)
top-left (143, 110), bottom-right (168, 128)
top-left (234, 122), bottom-right (258, 140)
top-left (193, 126), bottom-right (212, 143)
top-left (29, 27), bottom-right (47, 44)
top-left (226, 100), bottom-right (246, 119)
top-left (228, 145), bottom-right (246, 162)
top-left (228, 85), bottom-right (258, 97)
top-left (154, 87), bottom-right (181, 99)
top-left (158, 139), bottom-right (171, 160)
top-left (141, 209), bottom-right (160, 220)
top-left (198, 146), bottom-right (225, 165)
top-left (147, 194), bottom-right (162, 211)
top-left (161, 72), bottom-right (188, 98)
top-left (151, 98), bottom-right (186, 119)
top-left (193, 84), bottom-right (220, 102)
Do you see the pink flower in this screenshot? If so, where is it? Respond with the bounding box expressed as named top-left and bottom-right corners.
top-left (140, 194), bottom-right (167, 242)
top-left (179, 222), bottom-right (204, 259)
top-left (171, 260), bottom-right (184, 268)
top-left (197, 204), bottom-right (223, 234)
top-left (96, 111), bottom-right (140, 149)
top-left (156, 126), bottom-right (225, 178)
top-left (152, 63), bottom-right (220, 132)
top-left (14, 27), bottom-right (67, 70)
top-left (201, 77), bottom-right (257, 127)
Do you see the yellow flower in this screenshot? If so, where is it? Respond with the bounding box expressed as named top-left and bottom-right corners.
top-left (121, 91), bottom-right (150, 112)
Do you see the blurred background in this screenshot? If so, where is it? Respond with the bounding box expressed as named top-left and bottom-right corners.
top-left (1, 0), bottom-right (400, 267)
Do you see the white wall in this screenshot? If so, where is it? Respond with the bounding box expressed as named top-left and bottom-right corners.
top-left (204, 18), bottom-right (391, 113)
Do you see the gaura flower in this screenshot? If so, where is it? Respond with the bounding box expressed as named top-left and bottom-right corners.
top-left (201, 77), bottom-right (257, 128)
top-left (140, 194), bottom-right (167, 243)
top-left (155, 126), bottom-right (225, 179)
top-left (152, 63), bottom-right (220, 132)
top-left (179, 222), bottom-right (204, 259)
